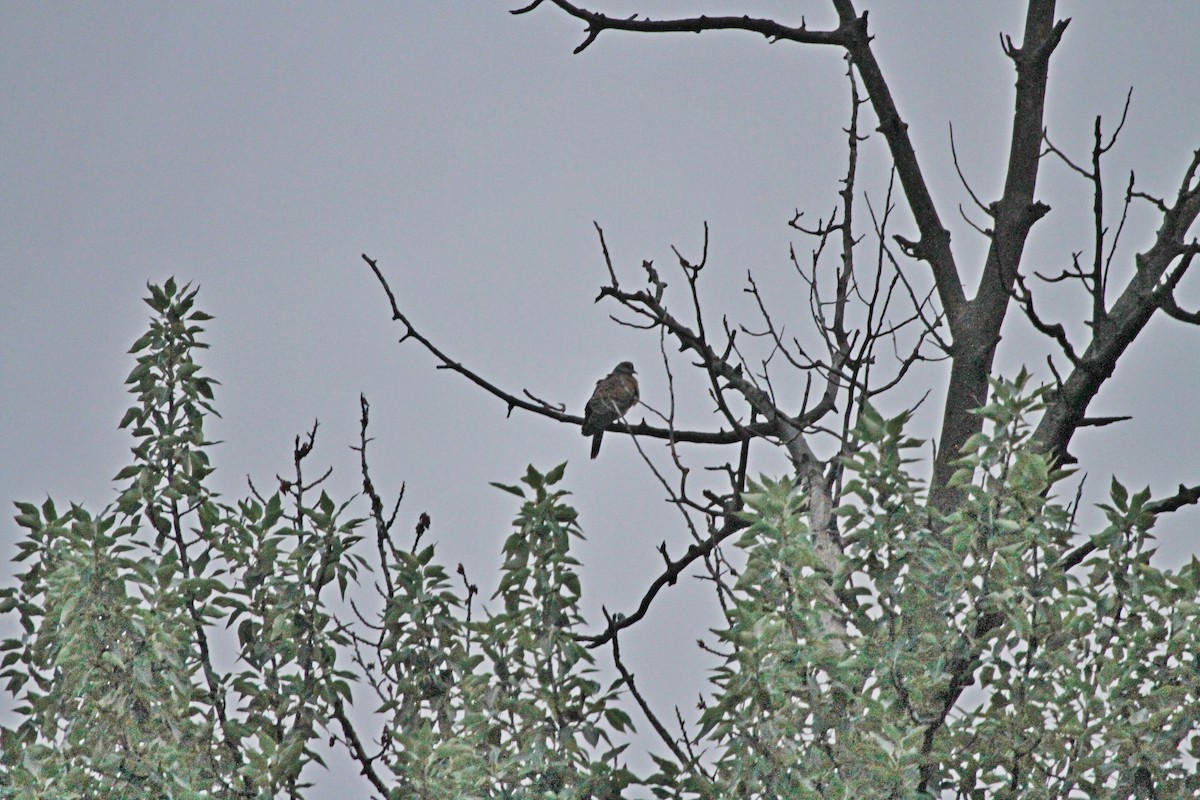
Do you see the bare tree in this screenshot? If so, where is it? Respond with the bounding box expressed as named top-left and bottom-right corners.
top-left (359, 0), bottom-right (1200, 795)
top-left (369, 1), bottom-right (1198, 634)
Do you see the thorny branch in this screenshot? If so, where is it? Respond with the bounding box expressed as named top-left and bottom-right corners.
top-left (510, 0), bottom-right (844, 54)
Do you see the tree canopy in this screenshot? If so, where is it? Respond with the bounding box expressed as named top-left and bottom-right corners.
top-left (5, 2), bottom-right (1200, 798)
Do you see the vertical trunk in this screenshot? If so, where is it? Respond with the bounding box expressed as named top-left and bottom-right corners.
top-left (928, 0), bottom-right (1063, 514)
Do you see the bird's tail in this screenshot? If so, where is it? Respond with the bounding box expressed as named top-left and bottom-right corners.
top-left (590, 432), bottom-right (603, 459)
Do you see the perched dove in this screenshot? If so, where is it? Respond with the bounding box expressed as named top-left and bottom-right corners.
top-left (581, 361), bottom-right (639, 459)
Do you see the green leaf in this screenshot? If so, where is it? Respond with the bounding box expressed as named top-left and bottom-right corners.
top-left (545, 462), bottom-right (567, 485)
top-left (522, 464), bottom-right (544, 490)
top-left (605, 708), bottom-right (635, 733)
top-left (13, 511), bottom-right (41, 531)
top-left (1129, 485), bottom-right (1151, 516)
top-left (12, 500), bottom-right (38, 518)
top-left (145, 281), bottom-right (168, 311)
top-left (127, 331), bottom-right (156, 353)
top-left (112, 464), bottom-right (142, 482)
top-left (1110, 476), bottom-right (1129, 510)
top-left (124, 361), bottom-right (152, 386)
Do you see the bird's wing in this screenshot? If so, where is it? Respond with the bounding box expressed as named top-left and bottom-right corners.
top-left (583, 374), bottom-right (621, 433)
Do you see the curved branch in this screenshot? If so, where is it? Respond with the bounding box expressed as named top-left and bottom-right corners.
top-left (580, 515), bottom-right (748, 648)
top-left (363, 253), bottom-right (764, 447)
top-left (1155, 247), bottom-right (1200, 324)
top-left (521, 0), bottom-right (967, 322)
top-left (949, 121), bottom-right (994, 218)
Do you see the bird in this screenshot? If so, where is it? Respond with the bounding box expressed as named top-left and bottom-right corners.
top-left (582, 361), bottom-right (639, 459)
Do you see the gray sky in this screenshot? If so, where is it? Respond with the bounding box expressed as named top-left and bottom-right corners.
top-left (3, 2), bottom-right (1199, 794)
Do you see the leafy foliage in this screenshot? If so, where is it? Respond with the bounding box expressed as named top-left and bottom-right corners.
top-left (682, 376), bottom-right (1200, 799)
top-left (0, 283), bottom-right (634, 798)
top-left (368, 464), bottom-right (634, 799)
top-left (4, 285), bottom-right (1198, 799)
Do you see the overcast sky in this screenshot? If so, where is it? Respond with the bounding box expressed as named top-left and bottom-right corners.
top-left (3, 2), bottom-right (1199, 794)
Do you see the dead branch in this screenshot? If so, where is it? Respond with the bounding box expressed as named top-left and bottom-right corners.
top-left (362, 252), bottom-right (764, 447)
top-left (580, 515), bottom-right (749, 649)
top-left (1035, 148), bottom-right (1200, 460)
top-left (511, 0), bottom-right (844, 54)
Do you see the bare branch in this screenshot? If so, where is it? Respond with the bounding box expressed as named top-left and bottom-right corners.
top-left (1035, 148), bottom-right (1200, 459)
top-left (579, 516), bottom-right (748, 648)
top-left (1154, 246), bottom-right (1200, 323)
top-left (363, 253), bottom-right (762, 447)
top-left (526, 0), bottom-right (968, 324)
top-left (333, 697), bottom-right (390, 799)
top-left (949, 121), bottom-right (993, 217)
top-left (511, 0), bottom-right (844, 54)
top-left (608, 625), bottom-right (701, 775)
top-left (929, 4), bottom-right (1068, 514)
top-left (594, 220), bottom-right (621, 288)
top-left (1076, 414), bottom-right (1132, 428)
top-left (1010, 271), bottom-right (1082, 366)
top-left (353, 394), bottom-right (403, 600)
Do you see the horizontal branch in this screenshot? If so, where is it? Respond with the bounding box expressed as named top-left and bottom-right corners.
top-left (519, 0), bottom-right (967, 323)
top-left (512, 0), bottom-right (845, 54)
top-left (363, 254), bottom-right (764, 447)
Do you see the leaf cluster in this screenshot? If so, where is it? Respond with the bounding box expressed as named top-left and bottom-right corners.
top-left (4, 284), bottom-right (1198, 800)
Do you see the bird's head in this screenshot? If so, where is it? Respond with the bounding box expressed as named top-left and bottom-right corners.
top-left (614, 361), bottom-right (636, 375)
